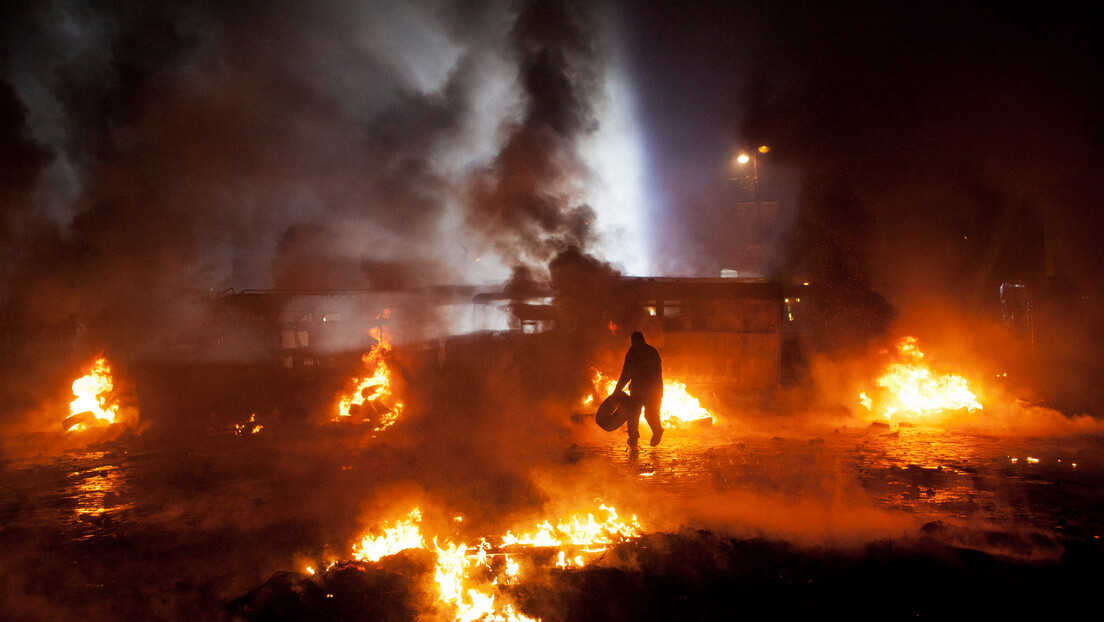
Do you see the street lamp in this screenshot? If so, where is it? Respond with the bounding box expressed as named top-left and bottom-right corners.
top-left (734, 145), bottom-right (770, 203)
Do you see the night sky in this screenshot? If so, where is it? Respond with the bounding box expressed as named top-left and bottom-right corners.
top-left (2, 0), bottom-right (1104, 411)
top-left (622, 1), bottom-right (1104, 310)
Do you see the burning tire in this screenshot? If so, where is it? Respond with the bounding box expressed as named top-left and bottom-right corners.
top-left (63, 410), bottom-right (98, 432)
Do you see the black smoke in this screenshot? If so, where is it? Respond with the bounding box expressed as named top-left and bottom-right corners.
top-left (466, 0), bottom-right (604, 268)
top-left (0, 0), bottom-right (616, 425)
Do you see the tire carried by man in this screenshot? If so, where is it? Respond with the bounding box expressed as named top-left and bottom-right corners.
top-left (595, 390), bottom-right (631, 431)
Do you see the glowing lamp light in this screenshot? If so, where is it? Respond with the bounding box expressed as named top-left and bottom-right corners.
top-left (736, 154), bottom-right (751, 165)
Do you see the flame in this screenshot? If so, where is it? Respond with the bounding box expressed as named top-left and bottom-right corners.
top-left (860, 337), bottom-right (982, 423)
top-left (345, 503), bottom-right (641, 621)
top-left (335, 342), bottom-right (404, 430)
top-left (500, 504), bottom-right (642, 548)
top-left (66, 357), bottom-right (119, 430)
top-left (659, 380), bottom-right (713, 426)
top-left (589, 369), bottom-right (713, 427)
top-left (504, 555), bottom-right (520, 579)
top-left (351, 508), bottom-right (426, 562)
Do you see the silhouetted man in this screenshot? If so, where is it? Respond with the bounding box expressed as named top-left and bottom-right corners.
top-left (614, 331), bottom-right (664, 447)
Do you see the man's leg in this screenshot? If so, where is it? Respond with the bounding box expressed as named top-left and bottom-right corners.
top-left (625, 397), bottom-right (643, 446)
top-left (644, 397), bottom-right (663, 446)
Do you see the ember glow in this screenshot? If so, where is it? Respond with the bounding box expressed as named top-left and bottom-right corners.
top-left (346, 503), bottom-right (641, 621)
top-left (590, 369), bottom-right (714, 427)
top-left (65, 357), bottom-right (119, 431)
top-left (335, 342), bottom-right (404, 429)
top-left (860, 337), bottom-right (983, 424)
top-left (234, 413), bottom-right (262, 436)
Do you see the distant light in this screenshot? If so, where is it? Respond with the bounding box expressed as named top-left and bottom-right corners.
top-left (758, 145), bottom-right (770, 153)
top-left (581, 58), bottom-right (650, 275)
top-left (736, 154), bottom-right (750, 165)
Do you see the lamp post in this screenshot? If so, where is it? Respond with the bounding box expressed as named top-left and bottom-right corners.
top-left (728, 145), bottom-right (776, 279)
top-left (734, 145), bottom-right (770, 203)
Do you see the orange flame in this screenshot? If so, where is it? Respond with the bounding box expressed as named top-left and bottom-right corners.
top-left (344, 503), bottom-right (641, 621)
top-left (66, 357), bottom-right (119, 431)
top-left (589, 369), bottom-right (713, 427)
top-left (335, 342), bottom-right (404, 430)
top-left (860, 336), bottom-right (982, 423)
top-left (659, 380), bottom-right (713, 425)
top-left (351, 508), bottom-right (426, 562)
top-left (500, 504), bottom-right (642, 549)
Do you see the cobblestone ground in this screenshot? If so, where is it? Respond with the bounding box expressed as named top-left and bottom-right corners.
top-left (2, 422), bottom-right (1103, 619)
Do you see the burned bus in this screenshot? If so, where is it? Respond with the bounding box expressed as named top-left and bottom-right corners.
top-left (609, 278), bottom-right (785, 392)
top-left (134, 289), bottom-right (389, 427)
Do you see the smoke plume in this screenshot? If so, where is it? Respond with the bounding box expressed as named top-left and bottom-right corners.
top-left (0, 0), bottom-right (625, 425)
top-left (465, 0), bottom-right (604, 267)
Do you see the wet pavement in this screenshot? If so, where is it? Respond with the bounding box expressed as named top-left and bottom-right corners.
top-left (2, 421), bottom-right (1104, 619)
top-left (589, 425), bottom-right (1104, 538)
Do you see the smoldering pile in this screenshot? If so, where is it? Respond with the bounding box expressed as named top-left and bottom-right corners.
top-left (230, 527), bottom-right (1104, 621)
